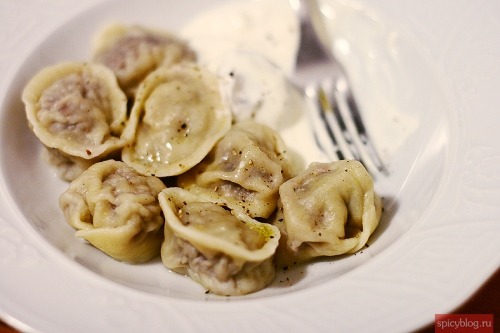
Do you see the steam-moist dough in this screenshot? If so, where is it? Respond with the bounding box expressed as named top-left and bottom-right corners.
top-left (274, 160), bottom-right (382, 266)
top-left (92, 23), bottom-right (196, 96)
top-left (159, 187), bottom-right (280, 296)
top-left (22, 61), bottom-right (129, 179)
top-left (178, 120), bottom-right (296, 219)
top-left (59, 160), bottom-right (166, 263)
top-left (121, 62), bottom-right (232, 177)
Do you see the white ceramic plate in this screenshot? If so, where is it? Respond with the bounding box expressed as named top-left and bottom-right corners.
top-left (1, 0), bottom-right (499, 332)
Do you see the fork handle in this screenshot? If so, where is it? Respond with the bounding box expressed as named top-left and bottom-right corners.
top-left (290, 0), bottom-right (336, 68)
top-left (291, 0), bottom-right (331, 52)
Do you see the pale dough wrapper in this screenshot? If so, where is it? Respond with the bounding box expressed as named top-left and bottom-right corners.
top-left (42, 147), bottom-right (95, 182)
top-left (159, 187), bottom-right (280, 296)
top-left (122, 63), bottom-right (232, 177)
top-left (59, 160), bottom-right (166, 263)
top-left (92, 23), bottom-right (196, 96)
top-left (273, 160), bottom-right (382, 267)
top-left (177, 120), bottom-right (295, 219)
top-left (22, 61), bottom-right (129, 164)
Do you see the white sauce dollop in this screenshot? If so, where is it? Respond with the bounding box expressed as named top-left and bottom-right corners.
top-left (181, 0), bottom-right (326, 168)
top-left (180, 0), bottom-right (419, 170)
top-left (180, 0), bottom-right (298, 76)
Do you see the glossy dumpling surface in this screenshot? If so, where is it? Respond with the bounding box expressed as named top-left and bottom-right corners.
top-left (92, 23), bottom-right (196, 95)
top-left (274, 160), bottom-right (382, 266)
top-left (159, 187), bottom-right (280, 295)
top-left (22, 61), bottom-right (128, 162)
top-left (122, 63), bottom-right (232, 177)
top-left (59, 160), bottom-right (166, 263)
top-left (177, 120), bottom-right (295, 218)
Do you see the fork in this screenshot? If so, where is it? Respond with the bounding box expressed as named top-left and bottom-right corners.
top-left (289, 0), bottom-right (387, 176)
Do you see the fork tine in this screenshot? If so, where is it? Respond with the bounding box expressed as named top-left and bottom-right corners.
top-left (319, 79), bottom-right (360, 160)
top-left (303, 82), bottom-right (387, 176)
top-left (317, 86), bottom-right (354, 161)
top-left (304, 86), bottom-right (344, 160)
top-left (290, 0), bottom-right (388, 176)
top-left (334, 77), bottom-right (388, 175)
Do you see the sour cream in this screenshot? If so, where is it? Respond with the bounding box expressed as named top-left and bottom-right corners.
top-left (181, 0), bottom-right (327, 168)
top-left (180, 0), bottom-right (298, 76)
top-left (180, 0), bottom-right (419, 170)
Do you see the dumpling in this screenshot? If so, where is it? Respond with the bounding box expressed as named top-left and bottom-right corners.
top-left (42, 147), bottom-right (95, 182)
top-left (158, 187), bottom-right (280, 295)
top-left (121, 63), bottom-right (232, 177)
top-left (178, 120), bottom-right (296, 219)
top-left (59, 160), bottom-right (166, 263)
top-left (22, 61), bottom-right (129, 179)
top-left (92, 23), bottom-right (196, 96)
top-left (273, 160), bottom-right (382, 267)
